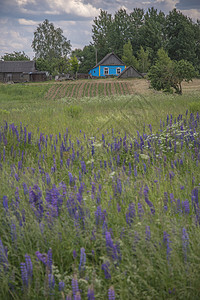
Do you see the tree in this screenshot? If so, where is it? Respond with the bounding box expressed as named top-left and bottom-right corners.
top-left (137, 46), bottom-right (151, 73)
top-left (165, 9), bottom-right (196, 63)
top-left (92, 10), bottom-right (113, 61)
top-left (172, 60), bottom-right (197, 94)
top-left (36, 57), bottom-right (70, 76)
top-left (139, 8), bottom-right (166, 61)
top-left (69, 56), bottom-right (79, 78)
top-left (72, 45), bottom-right (96, 73)
top-left (1, 51), bottom-right (30, 61)
top-left (32, 19), bottom-right (71, 60)
top-left (122, 40), bottom-right (139, 69)
top-left (148, 48), bottom-right (196, 94)
top-left (148, 48), bottom-right (173, 92)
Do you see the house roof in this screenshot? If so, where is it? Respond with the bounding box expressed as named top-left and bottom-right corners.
top-left (117, 65), bottom-right (143, 78)
top-left (92, 52), bottom-right (125, 69)
top-left (0, 61), bottom-right (36, 73)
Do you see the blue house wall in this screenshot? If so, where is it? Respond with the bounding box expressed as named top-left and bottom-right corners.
top-left (89, 65), bottom-right (126, 77)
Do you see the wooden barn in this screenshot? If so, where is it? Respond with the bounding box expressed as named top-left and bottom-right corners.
top-left (89, 52), bottom-right (126, 77)
top-left (117, 66), bottom-right (143, 79)
top-left (0, 61), bottom-right (47, 83)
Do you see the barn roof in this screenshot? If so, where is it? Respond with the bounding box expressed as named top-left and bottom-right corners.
top-left (0, 61), bottom-right (36, 73)
top-left (117, 65), bottom-right (143, 78)
top-left (92, 52), bottom-right (125, 69)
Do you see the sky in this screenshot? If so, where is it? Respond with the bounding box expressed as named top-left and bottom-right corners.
top-left (0, 0), bottom-right (200, 59)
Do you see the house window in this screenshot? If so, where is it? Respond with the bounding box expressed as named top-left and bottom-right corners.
top-left (104, 67), bottom-right (109, 75)
top-left (116, 68), bottom-right (121, 74)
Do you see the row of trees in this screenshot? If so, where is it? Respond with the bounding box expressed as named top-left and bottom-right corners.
top-left (0, 8), bottom-right (199, 92)
top-left (91, 8), bottom-right (200, 70)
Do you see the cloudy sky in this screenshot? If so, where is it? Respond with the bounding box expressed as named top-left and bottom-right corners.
top-left (0, 0), bottom-right (200, 59)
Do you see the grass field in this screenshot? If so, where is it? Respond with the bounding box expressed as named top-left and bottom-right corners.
top-left (0, 78), bottom-right (200, 299)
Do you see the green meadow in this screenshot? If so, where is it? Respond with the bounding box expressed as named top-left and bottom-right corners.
top-left (0, 79), bottom-right (200, 299)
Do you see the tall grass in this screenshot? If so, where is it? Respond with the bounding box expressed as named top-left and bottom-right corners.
top-left (0, 83), bottom-right (200, 299)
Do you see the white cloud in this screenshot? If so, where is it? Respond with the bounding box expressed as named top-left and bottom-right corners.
top-left (181, 8), bottom-right (200, 20)
top-left (48, 0), bottom-right (100, 18)
top-left (18, 18), bottom-right (38, 25)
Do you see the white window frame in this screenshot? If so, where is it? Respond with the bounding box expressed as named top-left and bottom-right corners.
top-left (116, 68), bottom-right (121, 75)
top-left (104, 67), bottom-right (109, 75)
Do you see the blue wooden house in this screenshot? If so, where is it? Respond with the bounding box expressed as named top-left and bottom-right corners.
top-left (89, 52), bottom-right (126, 77)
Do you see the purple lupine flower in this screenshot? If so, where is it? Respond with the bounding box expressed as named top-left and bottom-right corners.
top-left (75, 292), bottom-right (81, 300)
top-left (144, 186), bottom-right (155, 215)
top-left (48, 274), bottom-right (55, 294)
top-left (95, 206), bottom-right (104, 226)
top-left (163, 231), bottom-right (172, 263)
top-left (105, 231), bottom-right (120, 261)
top-left (73, 250), bottom-right (77, 259)
top-left (145, 226), bottom-right (151, 241)
top-left (87, 285), bottom-right (95, 300)
top-left (72, 275), bottom-right (79, 297)
top-left (59, 281), bottom-right (65, 291)
top-left (79, 248), bottom-right (86, 273)
top-left (191, 187), bottom-right (199, 212)
top-left (182, 228), bottom-right (189, 263)
top-left (3, 195), bottom-right (8, 211)
top-left (35, 251), bottom-right (47, 265)
top-left (138, 202), bottom-right (144, 219)
top-left (126, 203), bottom-right (136, 226)
top-left (25, 254), bottom-right (33, 282)
top-left (46, 173), bottom-right (51, 186)
top-left (66, 293), bottom-right (72, 300)
top-left (108, 286), bottom-right (115, 300)
top-left (0, 238), bottom-right (9, 270)
top-left (22, 182), bottom-right (28, 196)
top-left (10, 222), bottom-right (17, 243)
top-left (182, 200), bottom-right (190, 214)
top-left (47, 248), bottom-right (53, 274)
top-left (101, 261), bottom-right (111, 279)
top-left (21, 262), bottom-right (28, 288)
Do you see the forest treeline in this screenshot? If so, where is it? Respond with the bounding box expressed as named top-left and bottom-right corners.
top-left (73, 7), bottom-right (200, 74)
top-left (1, 7), bottom-right (200, 76)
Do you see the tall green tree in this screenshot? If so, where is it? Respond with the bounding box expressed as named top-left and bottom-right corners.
top-left (32, 19), bottom-right (71, 60)
top-left (139, 7), bottom-right (166, 61)
top-left (92, 10), bottom-right (112, 61)
top-left (148, 48), bottom-right (196, 94)
top-left (165, 9), bottom-right (196, 63)
top-left (130, 8), bottom-right (145, 55)
top-left (1, 51), bottom-right (30, 61)
top-left (137, 46), bottom-right (151, 73)
top-left (72, 45), bottom-right (96, 73)
top-left (110, 9), bottom-right (132, 57)
top-left (122, 40), bottom-right (139, 69)
top-left (69, 56), bottom-right (79, 78)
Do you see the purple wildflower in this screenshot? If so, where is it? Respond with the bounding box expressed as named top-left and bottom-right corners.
top-left (79, 248), bottom-right (86, 273)
top-left (25, 254), bottom-right (33, 282)
top-left (87, 285), bottom-right (95, 300)
top-left (48, 274), bottom-right (55, 294)
top-left (163, 231), bottom-right (172, 263)
top-left (72, 275), bottom-right (79, 298)
top-left (126, 203), bottom-right (136, 226)
top-left (182, 228), bottom-right (189, 263)
top-left (108, 286), bottom-right (115, 300)
top-left (59, 281), bottom-right (65, 291)
top-left (182, 200), bottom-right (190, 214)
top-left (73, 250), bottom-right (77, 259)
top-left (75, 292), bottom-right (81, 300)
top-left (101, 261), bottom-right (111, 279)
top-left (145, 226), bottom-right (151, 241)
top-left (47, 248), bottom-right (53, 274)
top-left (20, 262), bottom-right (28, 288)
top-left (0, 238), bottom-right (9, 270)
